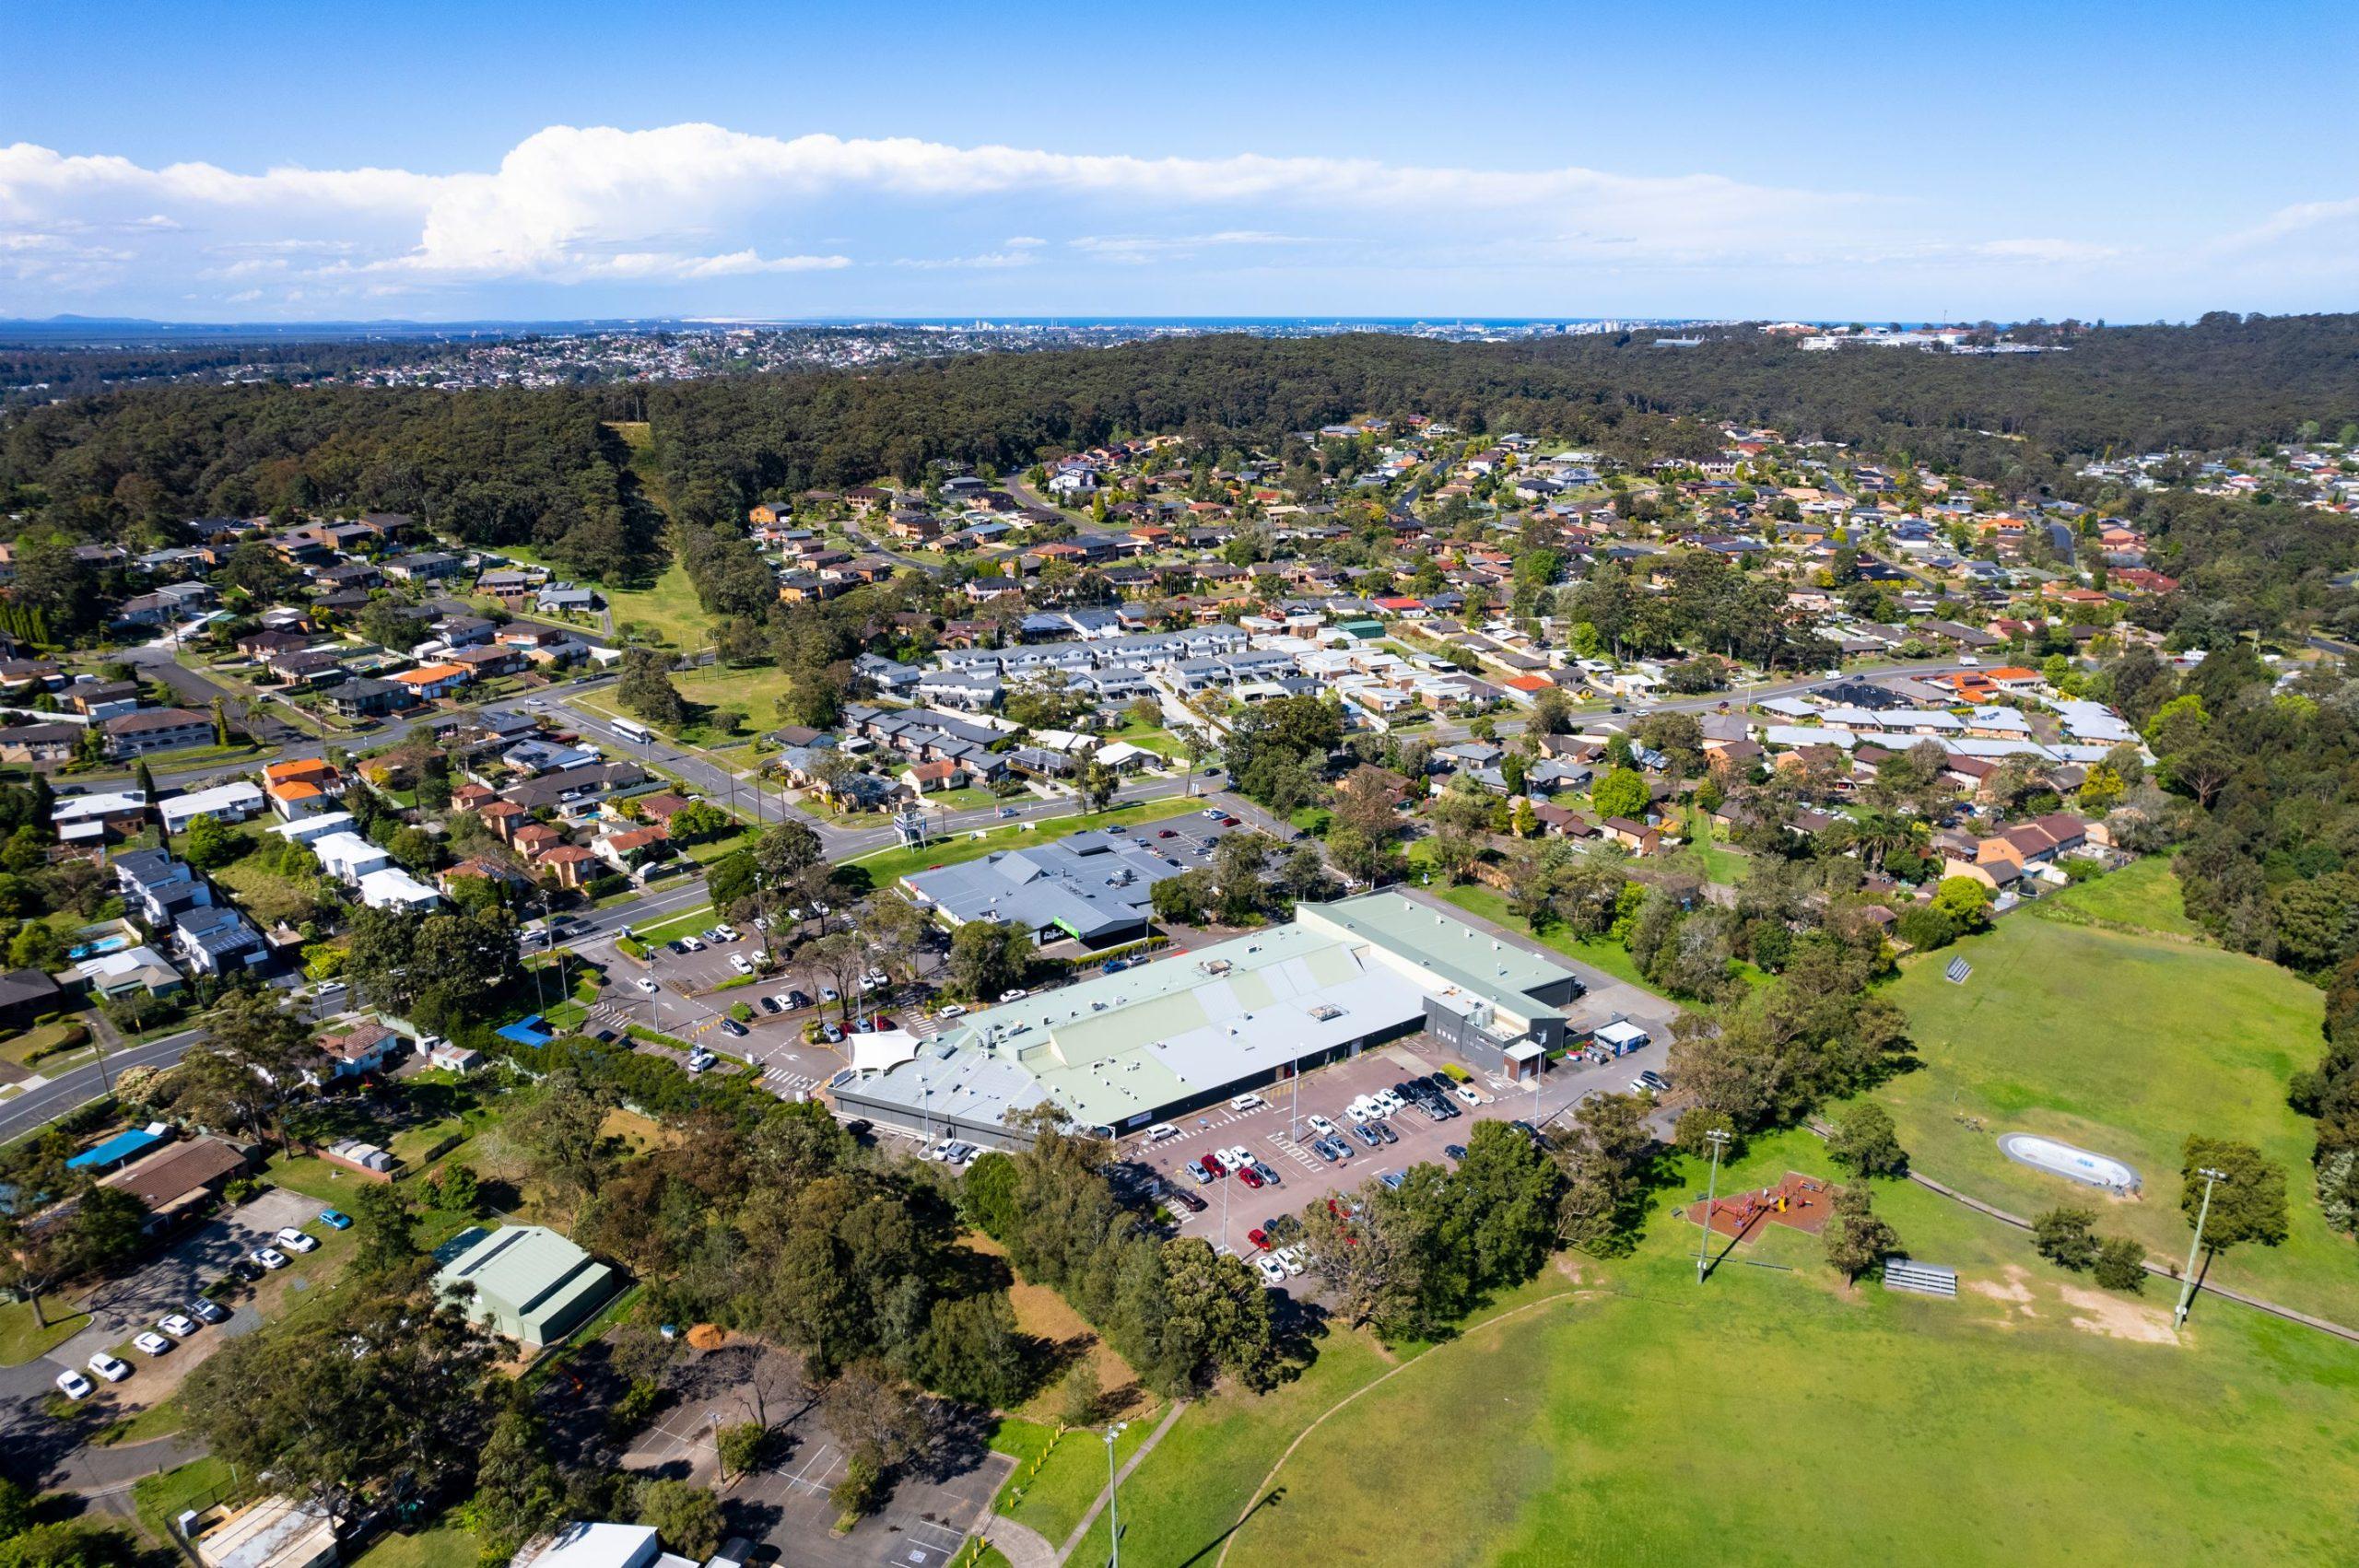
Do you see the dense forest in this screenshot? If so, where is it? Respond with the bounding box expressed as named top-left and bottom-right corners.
top-left (6, 314), bottom-right (2355, 568)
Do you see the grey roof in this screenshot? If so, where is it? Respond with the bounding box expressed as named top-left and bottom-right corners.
top-left (900, 829), bottom-right (1188, 942)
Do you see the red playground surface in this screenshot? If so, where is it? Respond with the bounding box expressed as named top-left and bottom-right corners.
top-left (1686, 1171), bottom-right (1837, 1241)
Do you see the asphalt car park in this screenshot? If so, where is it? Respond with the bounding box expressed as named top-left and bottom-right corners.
top-left (1121, 1030), bottom-right (1677, 1272)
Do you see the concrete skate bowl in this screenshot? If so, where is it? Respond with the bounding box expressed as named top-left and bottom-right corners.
top-left (1998, 1132), bottom-right (2141, 1193)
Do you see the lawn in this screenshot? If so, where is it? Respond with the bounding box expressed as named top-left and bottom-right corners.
top-left (349, 1525), bottom-right (477, 1568)
top-left (1435, 881), bottom-right (1648, 989)
top-left (494, 543), bottom-right (713, 651)
top-left (133, 1457), bottom-right (238, 1546)
top-left (0, 1298), bottom-right (91, 1364)
top-left (990, 1410), bottom-right (1162, 1547)
top-left (1085, 1130), bottom-right (2359, 1568)
top-left (847, 797), bottom-right (1197, 890)
top-left (2036, 853), bottom-right (2201, 939)
top-left (1868, 911), bottom-right (2352, 1324)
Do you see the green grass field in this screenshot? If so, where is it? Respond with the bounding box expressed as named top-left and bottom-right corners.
top-left (349, 1525), bottom-right (477, 1568)
top-left (1075, 1131), bottom-right (2359, 1568)
top-left (1436, 881), bottom-right (1648, 989)
top-left (989, 1413), bottom-right (1163, 1545)
top-left (0, 1298), bottom-right (91, 1364)
top-left (2036, 853), bottom-right (2202, 939)
top-left (492, 543), bottom-right (713, 651)
top-left (1870, 907), bottom-right (2350, 1324)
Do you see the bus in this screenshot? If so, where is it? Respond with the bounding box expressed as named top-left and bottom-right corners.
top-left (611, 717), bottom-right (653, 745)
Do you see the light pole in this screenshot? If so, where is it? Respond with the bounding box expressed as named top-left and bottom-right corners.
top-left (1696, 1128), bottom-right (1731, 1284)
top-left (2174, 1166), bottom-right (2228, 1329)
top-left (1103, 1421), bottom-right (1130, 1568)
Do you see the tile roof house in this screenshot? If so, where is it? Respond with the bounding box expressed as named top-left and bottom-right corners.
top-left (314, 1021), bottom-right (401, 1078)
top-left (103, 708), bottom-right (213, 758)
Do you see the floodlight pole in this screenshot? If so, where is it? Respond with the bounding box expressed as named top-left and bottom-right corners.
top-left (2174, 1166), bottom-right (2228, 1329)
top-left (1696, 1128), bottom-right (1731, 1284)
top-left (1104, 1422), bottom-right (1128, 1568)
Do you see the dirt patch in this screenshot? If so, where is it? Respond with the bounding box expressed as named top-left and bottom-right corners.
top-left (1553, 1256), bottom-right (1586, 1285)
top-left (602, 1108), bottom-right (677, 1153)
top-left (685, 1323), bottom-right (728, 1351)
top-left (2057, 1281), bottom-right (2177, 1344)
top-left (1966, 1264), bottom-right (2039, 1319)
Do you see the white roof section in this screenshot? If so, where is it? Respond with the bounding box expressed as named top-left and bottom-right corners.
top-left (358, 866), bottom-right (440, 909)
top-left (270, 810), bottom-right (356, 843)
top-left (56, 790), bottom-right (147, 823)
top-left (850, 1026), bottom-right (923, 1075)
top-left (158, 781), bottom-right (264, 830)
top-left (312, 830), bottom-right (391, 882)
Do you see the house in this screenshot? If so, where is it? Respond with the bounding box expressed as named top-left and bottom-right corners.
top-left (314, 1021), bottom-right (402, 1079)
top-left (0, 968), bottom-right (64, 1032)
top-left (158, 781), bottom-right (267, 835)
top-left (533, 844), bottom-right (599, 889)
top-left (102, 708), bottom-right (214, 758)
top-left (112, 848), bottom-right (212, 924)
top-left (383, 551), bottom-right (464, 582)
top-left (1599, 817), bottom-right (1661, 855)
top-left (358, 867), bottom-right (443, 911)
top-left (264, 759), bottom-right (345, 819)
top-left (174, 906), bottom-right (267, 977)
top-left (448, 645), bottom-right (529, 679)
top-left (592, 824), bottom-right (670, 875)
top-left (321, 677), bottom-right (401, 719)
top-left (536, 584), bottom-right (597, 615)
top-left (311, 831), bottom-right (393, 884)
top-left (393, 662), bottom-right (473, 702)
top-left (68, 943), bottom-right (185, 1002)
top-left (0, 720), bottom-right (83, 765)
top-left (433, 1223), bottom-right (618, 1347)
top-left (511, 823), bottom-right (567, 860)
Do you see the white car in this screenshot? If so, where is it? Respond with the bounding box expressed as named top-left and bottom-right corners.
top-left (1254, 1255), bottom-right (1288, 1286)
top-left (1957, 654), bottom-right (1981, 667)
top-left (1227, 1093), bottom-right (1266, 1113)
top-left (714, 925), bottom-right (741, 942)
top-left (1452, 1082), bottom-right (1485, 1106)
top-left (636, 977), bottom-right (660, 994)
top-left (937, 1003), bottom-right (968, 1019)
top-left (87, 1352), bottom-right (131, 1383)
top-left (730, 954), bottom-right (753, 975)
top-left (1305, 1114), bottom-right (1339, 1138)
top-left (132, 1330), bottom-right (172, 1356)
top-left (922, 1140), bottom-right (955, 1162)
top-left (54, 1369), bottom-right (93, 1400)
top-left (998, 988), bottom-right (1029, 1003)
top-left (158, 1313), bottom-right (198, 1338)
top-left (1275, 1246), bottom-right (1306, 1276)
top-left (253, 1246), bottom-right (289, 1270)
top-left (1218, 1144), bottom-right (1254, 1170)
top-left (275, 1227), bottom-right (318, 1253)
top-left (1344, 1101), bottom-right (1376, 1124)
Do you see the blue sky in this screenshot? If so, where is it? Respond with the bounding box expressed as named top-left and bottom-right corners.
top-left (4, 0), bottom-right (2354, 322)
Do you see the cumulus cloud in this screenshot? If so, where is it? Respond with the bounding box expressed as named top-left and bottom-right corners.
top-left (0, 123), bottom-right (2330, 314)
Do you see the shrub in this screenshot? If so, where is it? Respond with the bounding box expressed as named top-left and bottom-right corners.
top-left (2093, 1236), bottom-right (2147, 1292)
top-left (2032, 1206), bottom-right (2099, 1270)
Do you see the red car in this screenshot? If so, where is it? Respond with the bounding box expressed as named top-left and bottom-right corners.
top-left (1201, 1153), bottom-right (1227, 1178)
top-left (1237, 1165), bottom-right (1265, 1189)
top-left (1157, 829), bottom-right (1179, 838)
top-left (1247, 1227), bottom-right (1271, 1249)
top-left (1220, 816), bottom-right (1241, 827)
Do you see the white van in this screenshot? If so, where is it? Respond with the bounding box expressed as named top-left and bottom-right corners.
top-left (1145, 1122), bottom-right (1180, 1141)
top-left (1228, 1093), bottom-right (1266, 1113)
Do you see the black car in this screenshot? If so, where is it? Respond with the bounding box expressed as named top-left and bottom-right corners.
top-left (229, 1258), bottom-right (265, 1283)
top-left (758, 995), bottom-right (782, 1014)
top-left (1166, 1185), bottom-right (1207, 1213)
top-left (1444, 1144), bottom-right (1469, 1162)
top-left (1426, 1072), bottom-right (1458, 1096)
top-left (188, 1298), bottom-right (231, 1324)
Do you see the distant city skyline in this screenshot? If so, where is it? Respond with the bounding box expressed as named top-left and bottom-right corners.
top-left (5, 0), bottom-right (2353, 322)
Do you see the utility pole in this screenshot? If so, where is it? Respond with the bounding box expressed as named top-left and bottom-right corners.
top-left (2174, 1166), bottom-right (2228, 1329)
top-left (1696, 1128), bottom-right (1731, 1284)
top-left (1104, 1421), bottom-right (1130, 1568)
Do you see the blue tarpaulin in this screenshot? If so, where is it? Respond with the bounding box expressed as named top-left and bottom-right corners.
top-left (66, 1126), bottom-right (167, 1171)
top-left (497, 1016), bottom-right (555, 1047)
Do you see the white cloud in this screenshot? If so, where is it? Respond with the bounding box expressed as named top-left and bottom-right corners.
top-left (0, 123), bottom-right (2339, 314)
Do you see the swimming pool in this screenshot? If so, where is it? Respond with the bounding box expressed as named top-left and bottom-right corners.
top-left (66, 934), bottom-right (131, 960)
top-left (1998, 1132), bottom-right (2141, 1193)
